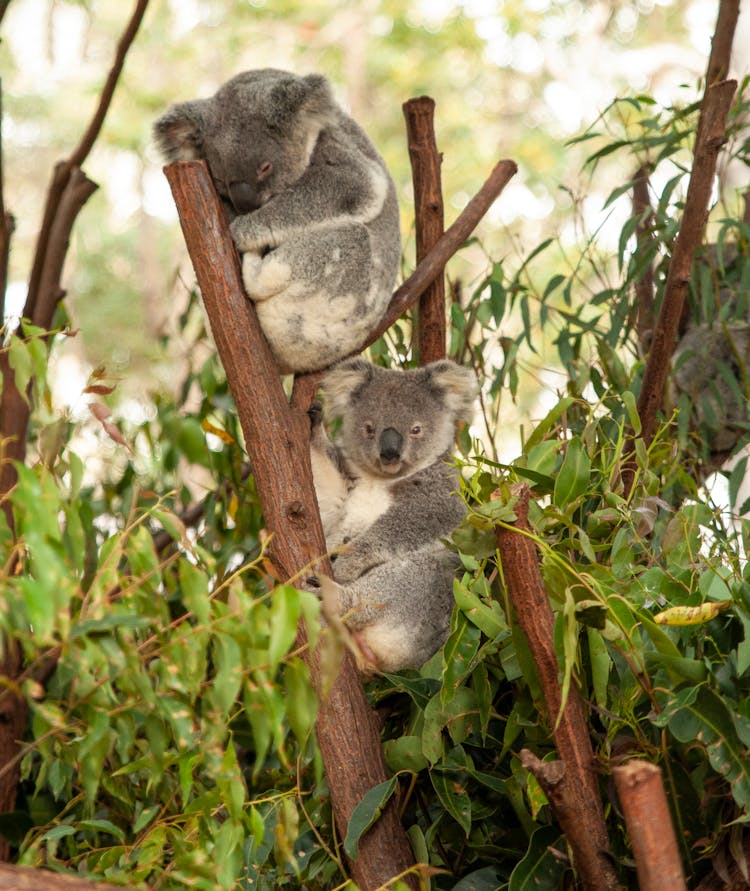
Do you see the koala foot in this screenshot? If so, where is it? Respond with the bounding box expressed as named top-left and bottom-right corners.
top-left (242, 249), bottom-right (292, 301)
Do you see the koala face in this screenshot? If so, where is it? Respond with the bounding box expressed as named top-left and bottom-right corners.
top-left (321, 360), bottom-right (476, 479)
top-left (154, 69), bottom-right (337, 214)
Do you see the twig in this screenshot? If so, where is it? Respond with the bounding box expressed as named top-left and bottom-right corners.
top-left (25, 0), bottom-right (150, 322)
top-left (613, 760), bottom-right (687, 891)
top-left (494, 484), bottom-right (619, 891)
top-left (403, 97), bottom-right (446, 363)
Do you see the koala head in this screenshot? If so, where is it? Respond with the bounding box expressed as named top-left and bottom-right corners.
top-left (321, 359), bottom-right (476, 479)
top-left (154, 69), bottom-right (338, 213)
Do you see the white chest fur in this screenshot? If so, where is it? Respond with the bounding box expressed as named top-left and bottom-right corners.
top-left (338, 477), bottom-right (392, 542)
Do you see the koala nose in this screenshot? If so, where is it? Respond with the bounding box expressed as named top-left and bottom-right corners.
top-left (379, 428), bottom-right (403, 465)
top-left (228, 181), bottom-right (260, 213)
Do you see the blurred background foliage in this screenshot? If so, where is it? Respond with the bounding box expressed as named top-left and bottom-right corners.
top-left (3, 1), bottom-right (750, 889)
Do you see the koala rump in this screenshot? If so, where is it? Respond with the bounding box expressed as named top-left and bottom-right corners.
top-left (310, 359), bottom-right (478, 673)
top-left (154, 69), bottom-right (401, 373)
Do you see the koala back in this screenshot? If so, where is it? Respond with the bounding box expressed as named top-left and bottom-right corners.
top-left (154, 69), bottom-right (401, 374)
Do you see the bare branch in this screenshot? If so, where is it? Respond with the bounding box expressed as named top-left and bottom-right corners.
top-left (494, 484), bottom-right (618, 891)
top-left (613, 760), bottom-right (687, 891)
top-left (25, 0), bottom-right (150, 322)
top-left (403, 96), bottom-right (446, 363)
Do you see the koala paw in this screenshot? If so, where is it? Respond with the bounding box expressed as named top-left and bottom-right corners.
top-left (229, 215), bottom-right (274, 253)
top-left (332, 545), bottom-right (382, 584)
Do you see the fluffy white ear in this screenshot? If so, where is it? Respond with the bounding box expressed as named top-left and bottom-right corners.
top-left (153, 98), bottom-right (212, 162)
top-left (424, 360), bottom-right (477, 420)
top-left (320, 359), bottom-right (373, 418)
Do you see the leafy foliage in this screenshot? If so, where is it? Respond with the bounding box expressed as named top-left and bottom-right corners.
top-left (3, 74), bottom-right (750, 891)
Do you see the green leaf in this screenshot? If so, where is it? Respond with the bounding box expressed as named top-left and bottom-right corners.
top-left (343, 775), bottom-right (399, 860)
top-left (284, 657), bottom-right (316, 747)
top-left (441, 609), bottom-right (481, 706)
top-left (431, 767), bottom-right (472, 835)
top-left (509, 825), bottom-right (566, 890)
top-left (452, 866), bottom-right (501, 890)
top-left (383, 736), bottom-right (429, 773)
top-left (652, 686), bottom-right (750, 810)
top-left (553, 437), bottom-right (591, 508)
top-left (77, 819), bottom-right (126, 842)
top-left (525, 397), bottom-right (576, 451)
top-left (453, 577), bottom-right (508, 640)
top-left (268, 584), bottom-right (301, 669)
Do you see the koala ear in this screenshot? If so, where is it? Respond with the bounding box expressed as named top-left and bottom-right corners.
top-left (153, 99), bottom-right (212, 162)
top-left (424, 361), bottom-right (477, 419)
top-left (271, 73), bottom-right (337, 129)
top-left (321, 359), bottom-right (374, 418)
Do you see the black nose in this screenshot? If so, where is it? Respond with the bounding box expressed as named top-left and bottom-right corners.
top-left (228, 181), bottom-right (260, 213)
top-left (379, 427), bottom-right (403, 464)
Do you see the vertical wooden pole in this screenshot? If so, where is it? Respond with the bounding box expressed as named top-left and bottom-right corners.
top-left (403, 97), bottom-right (447, 364)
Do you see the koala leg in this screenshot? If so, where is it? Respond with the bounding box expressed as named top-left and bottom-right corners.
top-left (328, 544), bottom-right (458, 673)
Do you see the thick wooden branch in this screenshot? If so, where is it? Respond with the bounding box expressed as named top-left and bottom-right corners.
top-left (403, 97), bottom-right (446, 363)
top-left (494, 483), bottom-right (618, 891)
top-left (697, 0), bottom-right (739, 147)
top-left (0, 863), bottom-right (124, 891)
top-left (164, 159), bottom-right (418, 891)
top-left (613, 760), bottom-right (686, 891)
top-left (631, 79), bottom-right (736, 473)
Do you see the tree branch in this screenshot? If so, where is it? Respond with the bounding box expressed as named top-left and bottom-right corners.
top-left (25, 0), bottom-right (149, 322)
top-left (613, 760), bottom-right (686, 891)
top-left (164, 159), bottom-right (419, 891)
top-left (494, 483), bottom-right (618, 891)
top-left (627, 79), bottom-right (736, 490)
top-left (0, 862), bottom-right (124, 891)
top-left (403, 97), bottom-right (446, 363)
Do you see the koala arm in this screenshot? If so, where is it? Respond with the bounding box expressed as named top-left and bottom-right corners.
top-left (333, 460), bottom-right (465, 584)
top-left (230, 132), bottom-right (390, 253)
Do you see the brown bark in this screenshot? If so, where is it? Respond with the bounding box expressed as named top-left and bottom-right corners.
top-left (626, 79), bottom-right (736, 492)
top-left (632, 164), bottom-right (655, 344)
top-left (403, 97), bottom-right (446, 363)
top-left (613, 760), bottom-right (686, 891)
top-left (697, 0), bottom-right (740, 146)
top-left (164, 160), bottom-right (419, 891)
top-left (0, 863), bottom-right (123, 891)
top-left (494, 483), bottom-right (619, 891)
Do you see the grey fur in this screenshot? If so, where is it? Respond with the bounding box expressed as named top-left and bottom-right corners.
top-left (673, 323), bottom-right (750, 453)
top-left (154, 69), bottom-right (401, 373)
top-left (310, 359), bottom-right (477, 673)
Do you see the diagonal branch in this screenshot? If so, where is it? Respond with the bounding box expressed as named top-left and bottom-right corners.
top-left (25, 0), bottom-right (149, 322)
top-left (164, 159), bottom-right (420, 891)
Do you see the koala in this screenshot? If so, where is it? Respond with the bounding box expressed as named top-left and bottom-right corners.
top-left (154, 69), bottom-right (401, 374)
top-left (309, 359), bottom-right (477, 673)
top-left (672, 322), bottom-right (750, 454)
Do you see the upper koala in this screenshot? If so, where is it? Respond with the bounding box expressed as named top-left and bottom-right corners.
top-left (310, 359), bottom-right (477, 673)
top-left (154, 69), bottom-right (401, 373)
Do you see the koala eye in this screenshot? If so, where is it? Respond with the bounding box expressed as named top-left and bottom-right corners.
top-left (364, 422), bottom-right (375, 438)
top-left (410, 424), bottom-right (423, 436)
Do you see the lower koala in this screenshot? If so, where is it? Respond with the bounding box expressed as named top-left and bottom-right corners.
top-left (309, 358), bottom-right (477, 673)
